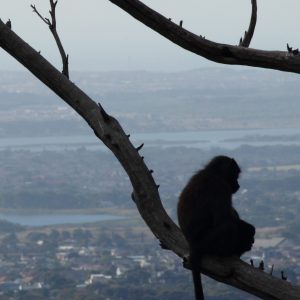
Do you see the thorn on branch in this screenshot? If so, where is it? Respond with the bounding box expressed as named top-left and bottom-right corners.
top-left (131, 192), bottom-right (136, 202)
top-left (159, 240), bottom-right (169, 250)
top-left (126, 134), bottom-right (130, 138)
top-left (259, 261), bottom-right (264, 271)
top-left (149, 169), bottom-right (153, 174)
top-left (32, 1), bottom-right (70, 78)
top-left (281, 271), bottom-right (287, 281)
top-left (5, 19), bottom-right (11, 29)
top-left (179, 20), bottom-right (183, 27)
top-left (156, 184), bottom-right (160, 189)
top-left (239, 31), bottom-right (248, 46)
top-left (141, 156), bottom-right (144, 160)
top-left (270, 264), bottom-right (274, 276)
top-left (287, 43), bottom-right (299, 55)
top-left (250, 259), bottom-right (254, 267)
top-left (98, 103), bottom-right (111, 122)
top-left (168, 18), bottom-right (172, 21)
top-left (136, 143), bottom-right (144, 151)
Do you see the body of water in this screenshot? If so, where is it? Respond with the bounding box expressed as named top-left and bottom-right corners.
top-left (1, 128), bottom-right (299, 227)
top-left (0, 213), bottom-right (124, 227)
top-left (0, 127), bottom-right (300, 151)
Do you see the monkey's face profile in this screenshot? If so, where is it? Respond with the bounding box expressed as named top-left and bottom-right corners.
top-left (230, 177), bottom-right (240, 194)
top-left (227, 158), bottom-right (241, 194)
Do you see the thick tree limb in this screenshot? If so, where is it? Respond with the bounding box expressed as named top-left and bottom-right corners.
top-left (109, 0), bottom-right (300, 74)
top-left (0, 19), bottom-right (300, 300)
top-left (239, 0), bottom-right (257, 47)
top-left (0, 16), bottom-right (184, 258)
top-left (31, 0), bottom-right (69, 78)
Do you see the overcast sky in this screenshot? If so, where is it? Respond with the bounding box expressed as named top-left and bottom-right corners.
top-left (1, 0), bottom-right (300, 72)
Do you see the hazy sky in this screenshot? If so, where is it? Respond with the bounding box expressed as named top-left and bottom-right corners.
top-left (1, 0), bottom-right (300, 72)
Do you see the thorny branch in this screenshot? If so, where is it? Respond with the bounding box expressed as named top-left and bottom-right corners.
top-left (31, 0), bottom-right (69, 78)
top-left (239, 0), bottom-right (257, 47)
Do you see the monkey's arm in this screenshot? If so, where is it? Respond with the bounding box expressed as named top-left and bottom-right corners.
top-left (210, 185), bottom-right (233, 227)
top-left (230, 207), bottom-right (240, 219)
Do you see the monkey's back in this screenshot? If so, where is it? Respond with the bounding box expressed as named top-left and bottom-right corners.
top-left (177, 170), bottom-right (219, 244)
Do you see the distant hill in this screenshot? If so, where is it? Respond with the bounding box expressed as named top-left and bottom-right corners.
top-left (0, 68), bottom-right (300, 136)
top-left (0, 219), bottom-right (23, 232)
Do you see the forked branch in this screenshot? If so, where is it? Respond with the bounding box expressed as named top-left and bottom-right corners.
top-left (109, 0), bottom-right (300, 74)
top-left (0, 19), bottom-right (299, 299)
top-left (239, 0), bottom-right (257, 47)
top-left (31, 0), bottom-right (69, 78)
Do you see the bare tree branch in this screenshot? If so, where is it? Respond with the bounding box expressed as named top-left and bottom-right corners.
top-left (239, 0), bottom-right (257, 47)
top-left (287, 43), bottom-right (299, 55)
top-left (31, 4), bottom-right (51, 26)
top-left (31, 0), bottom-right (69, 78)
top-left (0, 19), bottom-right (299, 299)
top-left (108, 0), bottom-right (300, 74)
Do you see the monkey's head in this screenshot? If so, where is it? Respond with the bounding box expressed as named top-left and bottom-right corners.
top-left (206, 156), bottom-right (241, 194)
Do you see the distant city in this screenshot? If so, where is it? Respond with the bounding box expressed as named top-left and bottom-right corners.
top-left (0, 68), bottom-right (299, 299)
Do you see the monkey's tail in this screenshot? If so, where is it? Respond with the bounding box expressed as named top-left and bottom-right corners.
top-left (192, 269), bottom-right (204, 300)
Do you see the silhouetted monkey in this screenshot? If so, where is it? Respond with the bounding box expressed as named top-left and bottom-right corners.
top-left (177, 156), bottom-right (255, 300)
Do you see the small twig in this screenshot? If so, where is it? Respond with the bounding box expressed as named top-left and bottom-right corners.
top-left (259, 260), bottom-right (264, 271)
top-left (287, 43), bottom-right (299, 55)
top-left (31, 0), bottom-right (69, 78)
top-left (281, 271), bottom-right (288, 281)
top-left (5, 19), bottom-right (11, 29)
top-left (270, 264), bottom-right (274, 276)
top-left (239, 0), bottom-right (257, 47)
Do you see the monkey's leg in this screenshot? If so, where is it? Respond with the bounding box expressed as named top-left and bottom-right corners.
top-left (192, 221), bottom-right (241, 256)
top-left (236, 220), bottom-right (256, 254)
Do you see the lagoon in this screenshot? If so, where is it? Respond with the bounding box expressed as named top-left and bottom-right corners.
top-left (1, 128), bottom-right (300, 151)
top-left (0, 213), bottom-right (124, 227)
